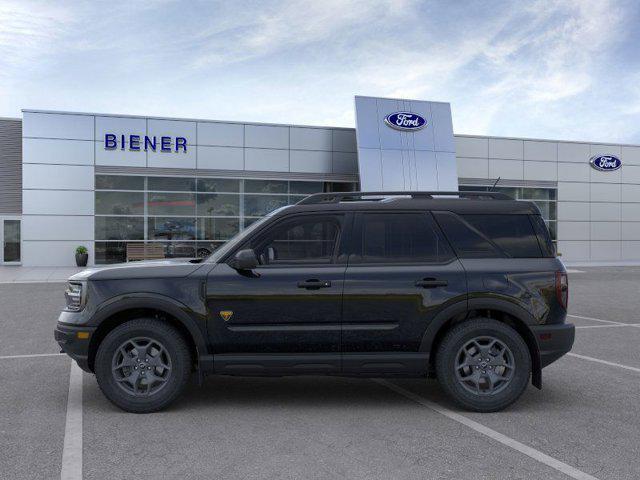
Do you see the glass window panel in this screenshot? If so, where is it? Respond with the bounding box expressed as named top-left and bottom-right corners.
top-left (459, 185), bottom-right (489, 192)
top-left (521, 188), bottom-right (555, 201)
top-left (147, 241), bottom-right (196, 259)
top-left (148, 217), bottom-right (196, 240)
top-left (95, 175), bottom-right (144, 190)
top-left (196, 241), bottom-right (225, 258)
top-left (290, 181), bottom-right (324, 195)
top-left (244, 194), bottom-right (289, 217)
top-left (197, 178), bottom-right (240, 193)
top-left (461, 214), bottom-right (542, 258)
top-left (96, 191), bottom-right (144, 215)
top-left (434, 212), bottom-right (502, 259)
top-left (532, 201), bottom-right (549, 218)
top-left (147, 176), bottom-right (196, 192)
top-left (546, 220), bottom-right (557, 241)
top-left (529, 216), bottom-right (555, 256)
top-left (196, 193), bottom-right (240, 216)
top-left (95, 241), bottom-right (130, 264)
top-left (326, 182), bottom-right (357, 193)
top-left (197, 217), bottom-right (239, 240)
top-left (357, 213), bottom-right (454, 263)
top-left (254, 216), bottom-right (340, 264)
top-left (494, 187), bottom-right (520, 199)
top-left (95, 217), bottom-right (144, 240)
top-left (3, 220), bottom-right (20, 262)
top-left (532, 201), bottom-right (557, 220)
top-left (244, 179), bottom-right (287, 194)
top-left (289, 195), bottom-right (307, 204)
top-left (148, 192), bottom-right (196, 216)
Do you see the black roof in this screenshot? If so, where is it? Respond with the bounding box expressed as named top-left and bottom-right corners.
top-left (278, 191), bottom-right (541, 216)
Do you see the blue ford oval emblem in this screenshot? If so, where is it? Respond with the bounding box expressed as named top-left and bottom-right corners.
top-left (384, 112), bottom-right (427, 131)
top-left (590, 155), bottom-right (621, 171)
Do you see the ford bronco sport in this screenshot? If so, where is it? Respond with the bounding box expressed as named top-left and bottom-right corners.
top-left (55, 191), bottom-right (574, 413)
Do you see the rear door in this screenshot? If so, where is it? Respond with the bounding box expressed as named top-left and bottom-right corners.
top-left (341, 211), bottom-right (467, 374)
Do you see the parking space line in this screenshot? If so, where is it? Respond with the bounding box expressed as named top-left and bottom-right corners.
top-left (575, 324), bottom-right (640, 329)
top-left (567, 353), bottom-right (640, 373)
top-left (0, 353), bottom-right (65, 360)
top-left (374, 379), bottom-right (599, 480)
top-left (61, 361), bottom-right (83, 480)
top-left (568, 314), bottom-right (626, 325)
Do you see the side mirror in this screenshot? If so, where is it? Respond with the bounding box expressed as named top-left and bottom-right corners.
top-left (230, 249), bottom-right (258, 271)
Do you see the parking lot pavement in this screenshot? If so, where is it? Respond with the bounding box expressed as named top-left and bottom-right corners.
top-left (1, 268), bottom-right (640, 480)
top-left (83, 376), bottom-right (567, 480)
top-left (0, 283), bottom-right (65, 356)
top-left (0, 356), bottom-right (69, 480)
top-left (566, 267), bottom-right (640, 323)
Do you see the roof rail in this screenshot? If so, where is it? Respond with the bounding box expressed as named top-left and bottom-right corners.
top-left (296, 191), bottom-right (512, 205)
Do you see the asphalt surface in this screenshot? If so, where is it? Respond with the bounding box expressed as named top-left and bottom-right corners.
top-left (1, 267), bottom-right (639, 479)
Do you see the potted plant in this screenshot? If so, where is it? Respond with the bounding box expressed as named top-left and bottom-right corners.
top-left (75, 246), bottom-right (88, 267)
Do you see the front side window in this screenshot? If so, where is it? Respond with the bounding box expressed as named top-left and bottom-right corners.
top-left (251, 215), bottom-right (341, 265)
top-left (354, 212), bottom-right (454, 264)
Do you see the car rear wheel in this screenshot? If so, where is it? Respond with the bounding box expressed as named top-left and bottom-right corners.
top-left (435, 318), bottom-right (531, 412)
top-left (95, 318), bottom-right (191, 413)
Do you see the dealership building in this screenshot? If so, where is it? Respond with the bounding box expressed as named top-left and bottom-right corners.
top-left (0, 95), bottom-right (639, 267)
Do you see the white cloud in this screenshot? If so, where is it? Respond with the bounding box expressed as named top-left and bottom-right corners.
top-left (0, 0), bottom-right (636, 142)
top-left (0, 1), bottom-right (73, 74)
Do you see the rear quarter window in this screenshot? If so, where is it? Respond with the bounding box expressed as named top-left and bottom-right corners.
top-left (461, 214), bottom-right (543, 258)
top-left (529, 215), bottom-right (556, 257)
top-left (432, 212), bottom-right (502, 259)
top-left (433, 212), bottom-right (544, 258)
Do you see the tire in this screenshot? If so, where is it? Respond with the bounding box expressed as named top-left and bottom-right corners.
top-left (435, 318), bottom-right (531, 412)
top-left (95, 318), bottom-right (191, 413)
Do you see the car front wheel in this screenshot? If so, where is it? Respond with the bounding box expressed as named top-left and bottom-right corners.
top-left (94, 318), bottom-right (191, 413)
top-left (435, 318), bottom-right (531, 412)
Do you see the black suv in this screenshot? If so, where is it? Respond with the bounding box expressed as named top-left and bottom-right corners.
top-left (55, 191), bottom-right (574, 413)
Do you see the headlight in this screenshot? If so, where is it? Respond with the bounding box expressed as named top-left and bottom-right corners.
top-left (64, 282), bottom-right (86, 311)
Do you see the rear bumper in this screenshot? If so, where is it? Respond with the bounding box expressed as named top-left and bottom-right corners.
top-left (531, 323), bottom-right (575, 368)
top-left (54, 322), bottom-right (96, 372)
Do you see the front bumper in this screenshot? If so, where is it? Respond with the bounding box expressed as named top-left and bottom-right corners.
top-left (531, 322), bottom-right (575, 368)
top-left (54, 322), bottom-right (96, 372)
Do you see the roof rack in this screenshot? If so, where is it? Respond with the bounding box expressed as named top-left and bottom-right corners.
top-left (296, 191), bottom-right (512, 205)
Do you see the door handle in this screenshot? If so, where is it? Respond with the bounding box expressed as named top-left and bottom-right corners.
top-left (297, 279), bottom-right (332, 290)
top-left (415, 278), bottom-right (448, 288)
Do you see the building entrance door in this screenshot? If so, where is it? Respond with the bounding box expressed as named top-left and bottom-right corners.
top-left (0, 217), bottom-right (21, 264)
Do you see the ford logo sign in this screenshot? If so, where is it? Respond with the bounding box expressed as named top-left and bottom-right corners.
top-left (384, 112), bottom-right (427, 131)
top-left (590, 155), bottom-right (622, 171)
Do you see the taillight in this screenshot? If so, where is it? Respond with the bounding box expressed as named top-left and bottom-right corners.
top-left (555, 271), bottom-right (568, 310)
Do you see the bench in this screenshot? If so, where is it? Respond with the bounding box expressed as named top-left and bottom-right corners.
top-left (126, 243), bottom-right (165, 262)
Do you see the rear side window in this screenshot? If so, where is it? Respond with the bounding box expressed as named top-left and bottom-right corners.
top-left (433, 212), bottom-right (502, 259)
top-left (353, 212), bottom-right (454, 263)
top-left (461, 214), bottom-right (542, 258)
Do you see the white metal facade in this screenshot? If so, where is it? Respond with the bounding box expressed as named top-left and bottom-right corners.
top-left (15, 108), bottom-right (640, 266)
top-left (455, 135), bottom-right (640, 263)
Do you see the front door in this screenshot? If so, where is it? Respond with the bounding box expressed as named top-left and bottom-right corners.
top-left (1, 218), bottom-right (21, 264)
top-left (341, 211), bottom-right (467, 374)
top-left (206, 212), bottom-right (348, 374)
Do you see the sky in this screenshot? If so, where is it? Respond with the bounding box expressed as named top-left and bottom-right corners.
top-left (1, 0), bottom-right (639, 143)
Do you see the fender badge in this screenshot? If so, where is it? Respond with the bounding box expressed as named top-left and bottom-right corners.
top-left (219, 310), bottom-right (233, 321)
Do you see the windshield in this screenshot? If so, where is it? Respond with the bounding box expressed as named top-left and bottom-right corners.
top-left (205, 205), bottom-right (291, 264)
